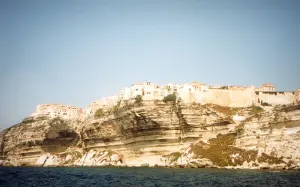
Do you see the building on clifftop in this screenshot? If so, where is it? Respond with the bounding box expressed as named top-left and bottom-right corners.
top-left (256, 84), bottom-right (275, 92)
top-left (30, 104), bottom-right (85, 119)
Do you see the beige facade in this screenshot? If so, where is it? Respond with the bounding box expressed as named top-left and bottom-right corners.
top-left (161, 83), bottom-right (181, 97)
top-left (130, 82), bottom-right (162, 100)
top-left (30, 82), bottom-right (299, 119)
top-left (142, 82), bottom-right (161, 100)
top-left (120, 88), bottom-right (131, 100)
top-left (205, 88), bottom-right (256, 107)
top-left (255, 91), bottom-right (295, 106)
top-left (88, 95), bottom-right (119, 115)
top-left (296, 89), bottom-right (300, 103)
top-left (178, 83), bottom-right (196, 103)
top-left (31, 104), bottom-right (85, 119)
top-left (256, 84), bottom-right (275, 92)
top-left (191, 82), bottom-right (209, 92)
top-left (130, 83), bottom-right (144, 98)
top-left (178, 83), bottom-right (210, 104)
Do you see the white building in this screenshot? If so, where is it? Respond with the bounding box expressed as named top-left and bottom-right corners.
top-left (256, 84), bottom-right (275, 92)
top-left (120, 88), bottom-right (131, 100)
top-left (191, 82), bottom-right (209, 92)
top-left (31, 104), bottom-right (85, 119)
top-left (177, 83), bottom-right (196, 103)
top-left (161, 83), bottom-right (181, 97)
top-left (130, 83), bottom-right (144, 98)
top-left (88, 95), bottom-right (119, 115)
top-left (130, 82), bottom-right (162, 100)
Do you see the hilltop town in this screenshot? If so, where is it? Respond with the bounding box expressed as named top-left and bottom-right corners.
top-left (2, 81), bottom-right (300, 169)
top-left (30, 82), bottom-right (300, 120)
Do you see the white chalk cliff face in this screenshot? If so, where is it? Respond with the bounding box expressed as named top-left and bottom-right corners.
top-left (0, 102), bottom-right (300, 169)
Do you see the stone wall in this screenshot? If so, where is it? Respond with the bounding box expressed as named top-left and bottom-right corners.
top-left (295, 89), bottom-right (300, 103)
top-left (255, 91), bottom-right (295, 106)
top-left (179, 87), bottom-right (298, 107)
top-left (179, 87), bottom-right (255, 107)
top-left (204, 88), bottom-right (255, 107)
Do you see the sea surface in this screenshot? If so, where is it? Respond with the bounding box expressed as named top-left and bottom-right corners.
top-left (0, 167), bottom-right (299, 187)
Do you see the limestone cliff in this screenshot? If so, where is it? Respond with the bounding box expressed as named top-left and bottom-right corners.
top-left (0, 102), bottom-right (300, 169)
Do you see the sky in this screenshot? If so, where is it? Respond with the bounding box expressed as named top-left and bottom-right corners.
top-left (0, 0), bottom-right (300, 129)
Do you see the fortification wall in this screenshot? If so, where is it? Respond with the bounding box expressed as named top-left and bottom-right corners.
top-left (295, 89), bottom-right (300, 103)
top-left (255, 91), bottom-right (295, 106)
top-left (179, 88), bottom-right (255, 107)
top-left (204, 88), bottom-right (255, 107)
top-left (178, 87), bottom-right (196, 103)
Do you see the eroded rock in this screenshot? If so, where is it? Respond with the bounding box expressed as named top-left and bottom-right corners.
top-left (0, 103), bottom-right (299, 169)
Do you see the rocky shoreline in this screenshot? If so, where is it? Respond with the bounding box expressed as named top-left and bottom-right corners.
top-left (1, 102), bottom-right (300, 170)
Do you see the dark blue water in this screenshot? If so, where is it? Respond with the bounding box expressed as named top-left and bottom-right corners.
top-left (0, 167), bottom-right (299, 187)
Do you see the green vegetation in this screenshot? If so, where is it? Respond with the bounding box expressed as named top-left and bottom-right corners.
top-left (141, 163), bottom-right (150, 167)
top-left (257, 153), bottom-right (284, 165)
top-left (22, 116), bottom-right (48, 124)
top-left (94, 108), bottom-right (105, 118)
top-left (242, 105), bottom-right (264, 122)
top-left (203, 104), bottom-right (239, 116)
top-left (280, 105), bottom-right (300, 112)
top-left (163, 94), bottom-right (176, 103)
top-left (164, 152), bottom-right (182, 163)
top-left (261, 102), bottom-right (272, 106)
top-left (22, 117), bottom-right (35, 124)
top-left (220, 86), bottom-right (228, 89)
top-left (249, 106), bottom-right (264, 115)
top-left (189, 133), bottom-right (284, 167)
top-left (106, 149), bottom-right (118, 156)
top-left (111, 100), bottom-right (122, 115)
top-left (41, 118), bottom-right (79, 153)
top-left (177, 97), bottom-right (182, 103)
top-left (135, 95), bottom-right (143, 105)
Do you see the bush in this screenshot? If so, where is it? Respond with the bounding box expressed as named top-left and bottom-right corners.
top-left (163, 94), bottom-right (176, 102)
top-left (280, 105), bottom-right (300, 112)
top-left (135, 95), bottom-right (143, 105)
top-left (110, 100), bottom-right (122, 115)
top-left (249, 106), bottom-right (264, 115)
top-left (112, 105), bottom-right (119, 114)
top-left (261, 102), bottom-right (271, 106)
top-left (94, 108), bottom-right (105, 118)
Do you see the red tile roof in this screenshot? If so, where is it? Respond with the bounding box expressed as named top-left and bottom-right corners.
top-left (261, 84), bottom-right (274, 87)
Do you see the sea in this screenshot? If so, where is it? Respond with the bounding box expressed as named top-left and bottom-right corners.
top-left (0, 167), bottom-right (299, 187)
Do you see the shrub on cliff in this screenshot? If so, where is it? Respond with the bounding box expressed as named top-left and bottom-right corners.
top-left (94, 108), bottom-right (105, 118)
top-left (280, 104), bottom-right (300, 112)
top-left (163, 94), bottom-right (176, 103)
top-left (135, 95), bottom-right (143, 105)
top-left (261, 102), bottom-right (271, 106)
top-left (220, 86), bottom-right (228, 90)
top-left (112, 101), bottom-right (121, 113)
top-left (249, 106), bottom-right (264, 115)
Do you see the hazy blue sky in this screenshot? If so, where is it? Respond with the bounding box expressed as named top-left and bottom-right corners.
top-left (1, 0), bottom-right (300, 128)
